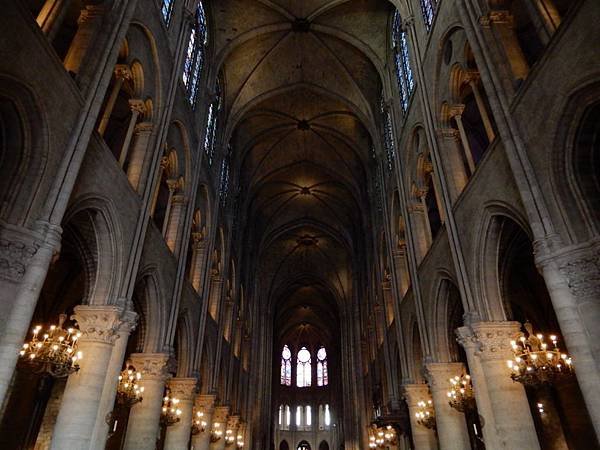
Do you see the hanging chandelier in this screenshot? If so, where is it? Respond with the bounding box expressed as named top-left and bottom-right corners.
top-left (507, 322), bottom-right (574, 387)
top-left (236, 434), bottom-right (244, 448)
top-left (192, 410), bottom-right (207, 435)
top-left (225, 428), bottom-right (235, 445)
top-left (160, 391), bottom-right (182, 427)
top-left (415, 400), bottom-right (436, 430)
top-left (19, 314), bottom-right (83, 378)
top-left (447, 374), bottom-right (476, 412)
top-left (116, 365), bottom-right (144, 407)
top-left (210, 422), bottom-right (223, 443)
top-left (368, 425), bottom-right (396, 448)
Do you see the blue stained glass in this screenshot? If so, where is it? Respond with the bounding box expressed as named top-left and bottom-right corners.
top-left (161, 0), bottom-right (175, 25)
top-left (182, 2), bottom-right (207, 107)
top-left (392, 11), bottom-right (415, 113)
top-left (420, 0), bottom-right (437, 30)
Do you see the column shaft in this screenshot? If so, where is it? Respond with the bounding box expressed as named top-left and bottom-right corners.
top-left (403, 384), bottom-right (438, 450)
top-left (50, 306), bottom-right (122, 450)
top-left (126, 122), bottom-right (153, 192)
top-left (63, 5), bottom-right (104, 74)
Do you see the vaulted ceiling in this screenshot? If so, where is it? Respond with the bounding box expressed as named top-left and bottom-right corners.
top-left (214, 0), bottom-right (393, 343)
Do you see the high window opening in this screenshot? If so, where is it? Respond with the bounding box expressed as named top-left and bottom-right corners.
top-left (419, 0), bottom-right (437, 30)
top-left (182, 2), bottom-right (207, 107)
top-left (204, 78), bottom-right (222, 166)
top-left (280, 345), bottom-right (292, 386)
top-left (296, 347), bottom-right (311, 388)
top-left (392, 12), bottom-right (415, 113)
top-left (317, 346), bottom-right (328, 386)
top-left (160, 0), bottom-right (175, 25)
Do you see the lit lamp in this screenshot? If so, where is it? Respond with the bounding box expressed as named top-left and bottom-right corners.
top-left (447, 374), bottom-right (475, 412)
top-left (160, 391), bottom-right (182, 427)
top-left (116, 364), bottom-right (144, 407)
top-left (225, 429), bottom-right (235, 445)
top-left (507, 322), bottom-right (574, 387)
top-left (19, 314), bottom-right (83, 378)
top-left (192, 410), bottom-right (207, 435)
top-left (236, 434), bottom-right (244, 448)
top-left (210, 422), bottom-right (223, 443)
top-left (415, 400), bottom-right (436, 430)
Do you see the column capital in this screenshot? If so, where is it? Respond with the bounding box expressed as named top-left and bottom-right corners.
top-left (470, 321), bottom-right (521, 361)
top-left (168, 377), bottom-right (198, 401)
top-left (114, 64), bottom-right (132, 81)
top-left (128, 99), bottom-right (146, 115)
top-left (227, 414), bottom-right (240, 429)
top-left (72, 305), bottom-right (122, 344)
top-left (425, 362), bottom-right (465, 389)
top-left (480, 10), bottom-right (514, 27)
top-left (402, 15), bottom-right (415, 28)
top-left (134, 121), bottom-right (153, 135)
top-left (78, 4), bottom-right (105, 25)
top-left (402, 383), bottom-right (430, 407)
top-left (437, 127), bottom-right (460, 140)
top-left (118, 309), bottom-right (138, 334)
top-left (195, 393), bottom-right (217, 412)
top-left (448, 104), bottom-right (465, 119)
top-left (192, 231), bottom-right (206, 247)
top-left (129, 352), bottom-right (170, 381)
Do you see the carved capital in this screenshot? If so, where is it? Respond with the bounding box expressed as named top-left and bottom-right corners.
top-left (134, 121), bottom-right (153, 135)
top-left (402, 383), bottom-right (430, 407)
top-left (0, 237), bottom-right (40, 282)
top-left (114, 64), bottom-right (132, 81)
top-left (72, 305), bottom-right (122, 344)
top-left (129, 352), bottom-right (170, 381)
top-left (192, 232), bottom-right (205, 247)
top-left (118, 309), bottom-right (138, 334)
top-left (448, 104), bottom-right (465, 119)
top-left (402, 15), bottom-right (415, 29)
top-left (212, 405), bottom-right (230, 424)
top-left (195, 394), bottom-right (217, 413)
top-left (558, 252), bottom-right (600, 298)
top-left (78, 5), bottom-right (105, 25)
top-left (166, 177), bottom-right (181, 193)
top-left (169, 377), bottom-right (198, 401)
top-left (470, 321), bottom-right (521, 361)
top-left (480, 10), bottom-right (514, 27)
top-left (438, 127), bottom-right (460, 140)
top-left (425, 362), bottom-right (465, 389)
top-left (129, 99), bottom-right (146, 115)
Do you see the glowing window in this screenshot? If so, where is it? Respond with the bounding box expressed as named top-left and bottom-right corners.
top-left (324, 404), bottom-right (331, 426)
top-left (381, 96), bottom-right (396, 171)
top-left (296, 347), bottom-right (312, 387)
top-left (296, 406), bottom-right (302, 427)
top-left (161, 0), bottom-right (175, 24)
top-left (182, 2), bottom-right (207, 107)
top-left (306, 405), bottom-right (312, 426)
top-left (281, 345), bottom-right (292, 386)
top-left (420, 0), bottom-right (437, 30)
top-left (317, 346), bottom-right (328, 386)
top-left (392, 11), bottom-right (415, 113)
top-left (203, 78), bottom-right (222, 165)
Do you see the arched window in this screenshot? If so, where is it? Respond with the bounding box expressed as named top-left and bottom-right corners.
top-left (419, 0), bottom-right (437, 30)
top-left (392, 11), bottom-right (415, 112)
top-left (296, 347), bottom-right (312, 387)
top-left (324, 404), bottom-right (331, 426)
top-left (182, 2), bottom-right (207, 107)
top-left (305, 405), bottom-right (312, 427)
top-left (316, 346), bottom-right (328, 386)
top-left (219, 147), bottom-right (230, 206)
top-left (278, 404), bottom-right (283, 426)
top-left (161, 0), bottom-right (175, 24)
top-left (285, 405), bottom-right (291, 429)
top-left (281, 345), bottom-right (292, 386)
top-left (204, 78), bottom-right (222, 165)
top-left (381, 96), bottom-right (396, 171)
top-left (296, 405), bottom-right (302, 427)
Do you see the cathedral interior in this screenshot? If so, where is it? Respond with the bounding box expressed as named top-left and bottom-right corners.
top-left (0, 0), bottom-right (599, 449)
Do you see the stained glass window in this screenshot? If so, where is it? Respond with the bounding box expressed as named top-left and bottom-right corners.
top-left (392, 11), bottom-right (415, 113)
top-left (381, 96), bottom-right (396, 171)
top-left (305, 405), bottom-right (312, 427)
top-left (324, 404), bottom-right (331, 426)
top-left (182, 2), bottom-right (207, 107)
top-left (219, 146), bottom-right (230, 205)
top-left (316, 346), bottom-right (328, 386)
top-left (296, 406), bottom-right (302, 427)
top-left (296, 347), bottom-right (311, 387)
top-left (281, 345), bottom-right (292, 386)
top-left (420, 0), bottom-right (437, 30)
top-left (204, 78), bottom-right (221, 166)
top-left (161, 0), bottom-right (175, 25)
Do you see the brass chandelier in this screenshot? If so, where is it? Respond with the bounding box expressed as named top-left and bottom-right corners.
top-left (369, 425), bottom-right (396, 448)
top-left (447, 374), bottom-right (476, 412)
top-left (160, 391), bottom-right (182, 426)
top-left (19, 314), bottom-right (83, 378)
top-left (415, 400), bottom-right (436, 430)
top-left (192, 410), bottom-right (207, 435)
top-left (116, 365), bottom-right (144, 407)
top-left (507, 322), bottom-right (573, 387)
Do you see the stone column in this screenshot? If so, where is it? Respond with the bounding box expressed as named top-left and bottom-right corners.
top-left (537, 245), bottom-right (600, 436)
top-left (190, 234), bottom-right (208, 295)
top-left (407, 203), bottom-right (431, 263)
top-left (63, 5), bottom-right (105, 74)
top-left (471, 321), bottom-right (540, 450)
top-left (437, 128), bottom-right (468, 201)
top-left (50, 305), bottom-right (122, 450)
top-left (161, 177), bottom-right (180, 237)
top-left (164, 378), bottom-right (197, 450)
top-left (208, 275), bottom-right (224, 320)
top-left (210, 406), bottom-right (230, 450)
top-left (392, 247), bottom-right (410, 297)
top-left (465, 74), bottom-right (495, 143)
top-left (449, 105), bottom-right (476, 174)
top-left (165, 191), bottom-right (187, 254)
top-left (402, 384), bottom-right (438, 450)
top-left (225, 415), bottom-right (240, 448)
top-left (123, 353), bottom-right (170, 450)
top-left (191, 394), bottom-right (216, 450)
top-left (36, 0), bottom-right (73, 41)
top-left (0, 223), bottom-right (61, 408)
top-left (90, 309), bottom-right (138, 450)
top-left (90, 311), bottom-right (137, 450)
top-left (456, 325), bottom-right (499, 450)
top-left (97, 65), bottom-right (132, 136)
top-left (480, 11), bottom-right (529, 82)
top-left (425, 362), bottom-right (470, 450)
top-left (126, 122), bottom-right (154, 192)
top-left (118, 99), bottom-right (146, 168)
